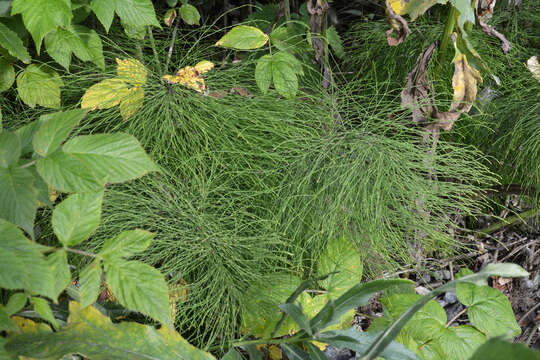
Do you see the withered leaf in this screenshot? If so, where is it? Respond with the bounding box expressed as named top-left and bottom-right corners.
top-left (475, 0), bottom-right (511, 56)
top-left (385, 0), bottom-right (411, 46)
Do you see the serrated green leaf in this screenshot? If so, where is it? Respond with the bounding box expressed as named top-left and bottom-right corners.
top-left (271, 57), bottom-right (297, 99)
top-left (469, 337), bottom-right (540, 360)
top-left (90, 0), bottom-right (116, 32)
top-left (45, 26), bottom-right (104, 71)
top-left (255, 54), bottom-right (272, 94)
top-left (0, 21), bottom-right (31, 63)
top-left (222, 348), bottom-right (243, 360)
top-left (0, 305), bottom-right (17, 332)
top-left (36, 150), bottom-right (105, 193)
top-left (45, 250), bottom-right (71, 301)
top-left (216, 25), bottom-right (269, 50)
top-left (32, 109), bottom-right (86, 157)
top-left (79, 259), bottom-right (102, 308)
top-left (0, 57), bottom-right (15, 92)
top-left (15, 116), bottom-right (47, 154)
top-left (45, 28), bottom-right (75, 70)
top-left (0, 131), bottom-right (20, 168)
top-left (11, 0), bottom-right (71, 54)
top-left (99, 229), bottom-right (153, 260)
top-left (52, 191), bottom-right (103, 246)
top-left (104, 259), bottom-right (172, 328)
top-left (0, 166), bottom-right (36, 237)
top-left (269, 26), bottom-right (309, 54)
top-left (30, 297), bottom-right (58, 329)
top-left (326, 26), bottom-right (345, 59)
top-left (5, 301), bottom-right (216, 359)
top-left (16, 64), bottom-right (63, 108)
top-left (72, 25), bottom-right (105, 70)
top-left (273, 51), bottom-right (303, 75)
top-left (0, 219), bottom-right (55, 298)
top-left (318, 236), bottom-right (363, 298)
top-left (115, 0), bottom-right (160, 29)
top-left (456, 282), bottom-right (521, 337)
top-left (5, 293), bottom-right (27, 316)
top-left (179, 4), bottom-right (200, 25)
top-left (449, 0), bottom-right (475, 30)
top-left (436, 325), bottom-right (485, 360)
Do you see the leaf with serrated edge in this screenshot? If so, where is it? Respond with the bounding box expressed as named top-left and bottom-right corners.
top-left (0, 166), bottom-right (36, 237)
top-left (115, 0), bottom-right (160, 29)
top-left (73, 25), bottom-right (105, 70)
top-left (255, 55), bottom-right (272, 94)
top-left (116, 58), bottom-right (146, 86)
top-left (5, 293), bottom-right (27, 316)
top-left (5, 302), bottom-right (215, 359)
top-left (0, 22), bottom-right (31, 63)
top-left (104, 259), bottom-right (172, 328)
top-left (16, 64), bottom-right (63, 108)
top-left (0, 131), bottom-right (20, 168)
top-left (99, 229), bottom-right (153, 260)
top-left (81, 78), bottom-right (130, 111)
top-left (32, 109), bottom-right (86, 157)
top-left (216, 25), bottom-right (269, 50)
top-left (30, 297), bottom-right (58, 329)
top-left (0, 58), bottom-right (16, 92)
top-left (90, 0), bottom-right (116, 32)
top-left (271, 57), bottom-right (297, 99)
top-left (0, 305), bottom-right (17, 332)
top-left (46, 250), bottom-right (71, 301)
top-left (119, 86), bottom-right (144, 121)
top-left (79, 259), bottom-right (102, 308)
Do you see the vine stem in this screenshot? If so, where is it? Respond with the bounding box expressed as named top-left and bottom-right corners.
top-left (19, 160), bottom-right (36, 169)
top-left (435, 5), bottom-right (456, 76)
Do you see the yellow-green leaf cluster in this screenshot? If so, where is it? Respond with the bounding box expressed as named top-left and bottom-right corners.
top-left (162, 60), bottom-right (214, 92)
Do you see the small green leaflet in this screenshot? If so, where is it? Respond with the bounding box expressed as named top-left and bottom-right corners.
top-left (255, 51), bottom-right (303, 98)
top-left (216, 25), bottom-right (269, 50)
top-left (179, 4), bottom-right (200, 25)
top-left (0, 57), bottom-right (16, 92)
top-left (0, 166), bottom-right (37, 237)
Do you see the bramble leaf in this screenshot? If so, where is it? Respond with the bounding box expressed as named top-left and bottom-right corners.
top-left (79, 259), bottom-right (102, 308)
top-left (32, 109), bottom-right (87, 157)
top-left (119, 86), bottom-right (144, 121)
top-left (99, 229), bottom-right (153, 259)
top-left (114, 0), bottom-right (160, 29)
top-left (46, 249), bottom-right (71, 301)
top-left (0, 22), bottom-right (31, 63)
top-left (0, 58), bottom-right (15, 92)
top-left (116, 58), bottom-right (146, 86)
top-left (0, 166), bottom-right (36, 237)
top-left (5, 293), bottom-right (27, 316)
top-left (81, 78), bottom-right (130, 110)
top-left (216, 25), bottom-right (269, 50)
top-left (255, 55), bottom-right (272, 94)
top-left (30, 297), bottom-right (58, 329)
top-left (16, 64), bottom-right (63, 108)
top-left (179, 4), bottom-right (200, 25)
top-left (0, 131), bottom-right (20, 168)
top-left (90, 0), bottom-right (116, 32)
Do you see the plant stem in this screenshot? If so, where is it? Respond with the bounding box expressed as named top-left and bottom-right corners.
top-left (436, 5), bottom-right (456, 76)
top-left (284, 0), bottom-right (291, 23)
top-left (147, 26), bottom-right (162, 74)
top-left (65, 247), bottom-right (100, 258)
top-left (19, 160), bottom-right (36, 169)
top-left (165, 19), bottom-right (180, 73)
top-left (231, 333), bottom-right (309, 347)
top-left (476, 208), bottom-right (540, 238)
top-left (446, 307), bottom-right (467, 327)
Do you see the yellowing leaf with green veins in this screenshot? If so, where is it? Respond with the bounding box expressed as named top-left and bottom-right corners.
top-left (194, 60), bottom-right (214, 73)
top-left (162, 61), bottom-right (214, 93)
top-left (10, 316), bottom-right (51, 334)
top-left (216, 25), bottom-right (269, 50)
top-left (116, 58), bottom-right (146, 86)
top-left (81, 78), bottom-right (130, 110)
top-left (119, 86), bottom-right (144, 121)
top-left (388, 0), bottom-right (442, 20)
top-left (4, 302), bottom-right (216, 359)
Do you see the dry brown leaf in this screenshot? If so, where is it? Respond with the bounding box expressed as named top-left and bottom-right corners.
top-left (209, 90), bottom-right (227, 98)
top-left (385, 0), bottom-right (411, 46)
top-left (232, 87), bottom-right (252, 97)
top-left (475, 0), bottom-right (511, 56)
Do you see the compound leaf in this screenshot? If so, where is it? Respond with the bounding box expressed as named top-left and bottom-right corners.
top-left (32, 109), bottom-right (86, 157)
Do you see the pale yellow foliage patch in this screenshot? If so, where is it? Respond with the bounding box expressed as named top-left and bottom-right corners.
top-left (162, 61), bottom-right (214, 93)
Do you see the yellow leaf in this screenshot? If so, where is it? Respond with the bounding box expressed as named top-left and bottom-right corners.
top-left (162, 66), bottom-right (206, 92)
top-left (119, 86), bottom-right (144, 121)
top-left (389, 0), bottom-right (409, 14)
top-left (81, 78), bottom-right (130, 110)
top-left (11, 316), bottom-right (51, 334)
top-left (268, 345), bottom-right (282, 360)
top-left (116, 58), bottom-right (147, 86)
top-left (194, 60), bottom-right (214, 74)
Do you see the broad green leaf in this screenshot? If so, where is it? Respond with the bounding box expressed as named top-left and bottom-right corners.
top-left (273, 51), bottom-right (303, 75)
top-left (0, 57), bottom-right (15, 92)
top-left (52, 191), bottom-right (103, 246)
top-left (36, 150), bottom-right (105, 193)
top-left (255, 54), bottom-right (272, 94)
top-left (306, 343), bottom-right (327, 360)
top-left (0, 21), bottom-right (30, 63)
top-left (0, 0), bottom-right (11, 16)
top-left (0, 219), bottom-right (55, 298)
top-left (318, 236), bottom-right (363, 298)
top-left (215, 25), bottom-right (269, 50)
top-left (281, 344), bottom-right (309, 360)
top-left (326, 26), bottom-right (345, 59)
top-left (80, 78), bottom-right (130, 110)
top-left (99, 229), bottom-right (153, 259)
top-left (479, 263), bottom-right (529, 278)
top-left (5, 293), bottom-right (27, 316)
top-left (179, 4), bottom-right (200, 25)
top-left (15, 115), bottom-right (48, 154)
top-left (115, 0), bottom-right (160, 29)
top-left (0, 305), bottom-right (17, 332)
top-left (32, 109), bottom-right (87, 157)
top-left (122, 22), bottom-right (146, 40)
top-left (222, 348), bottom-right (243, 360)
top-left (11, 0), bottom-right (71, 54)
top-left (104, 259), bottom-right (172, 328)
top-left (456, 282), bottom-right (521, 337)
top-left (449, 0), bottom-right (475, 31)
top-left (269, 26), bottom-right (309, 54)
top-left (271, 56), bottom-right (298, 99)
top-left (0, 131), bottom-right (20, 167)
top-left (16, 64), bottom-right (63, 108)
top-left (317, 329), bottom-right (418, 360)
top-left (30, 297), bottom-right (58, 329)
top-left (79, 259), bottom-right (102, 308)
top-left (90, 0), bottom-right (116, 32)
top-left (279, 303), bottom-right (312, 335)
top-left (0, 166), bottom-right (36, 237)
top-left (436, 325), bottom-right (485, 360)
top-left (72, 25), bottom-right (105, 70)
top-left (166, 0), bottom-right (178, 7)
top-left (45, 249), bottom-right (71, 301)
top-left (61, 133), bottom-right (159, 183)
top-left (5, 301), bottom-right (216, 359)
top-left (30, 166), bottom-right (51, 207)
top-left (469, 337), bottom-right (540, 360)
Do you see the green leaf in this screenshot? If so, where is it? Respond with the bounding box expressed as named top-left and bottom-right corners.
top-left (0, 166), bottom-right (36, 237)
top-left (436, 325), bottom-right (485, 360)
top-left (0, 219), bottom-right (55, 298)
top-left (281, 344), bottom-right (310, 360)
top-left (0, 57), bottom-right (15, 92)
top-left (99, 229), bottom-right (153, 259)
top-left (46, 249), bottom-right (71, 301)
top-left (244, 344), bottom-right (263, 360)
top-left (30, 297), bottom-right (58, 329)
top-left (469, 337), bottom-right (540, 360)
top-left (0, 305), bottom-right (17, 332)
top-left (15, 115), bottom-right (48, 154)
top-left (326, 26), bottom-right (345, 59)
top-left (0, 0), bottom-right (12, 17)
top-left (215, 25), bottom-right (269, 50)
top-left (305, 343), bottom-right (327, 360)
top-left (32, 109), bottom-right (87, 157)
top-left (79, 259), bottom-right (102, 308)
top-left (166, 0), bottom-right (178, 7)
top-left (11, 0), bottom-right (72, 54)
top-left (72, 25), bottom-right (105, 70)
top-left (90, 0), bottom-right (116, 32)
top-left (273, 51), bottom-right (303, 75)
top-left (456, 282), bottom-right (521, 337)
top-left (271, 56), bottom-right (297, 99)
top-left (5, 293), bottom-right (27, 316)
top-left (279, 303), bottom-right (312, 335)
top-left (179, 4), bottom-right (200, 25)
top-left (255, 54), bottom-right (272, 94)
top-left (449, 0), bottom-right (475, 31)
top-left (45, 26), bottom-right (104, 71)
top-left (104, 259), bottom-right (172, 328)
top-left (52, 191), bottom-right (103, 246)
top-left (222, 348), bottom-right (243, 360)
top-left (36, 150), bottom-right (105, 193)
top-left (0, 21), bottom-right (31, 63)
top-left (115, 0), bottom-right (160, 29)
top-left (44, 28), bottom-right (74, 70)
top-left (318, 235), bottom-right (363, 298)
top-left (16, 64), bottom-right (63, 108)
top-left (269, 26), bottom-right (309, 54)
top-left (0, 130), bottom-right (20, 168)
top-left (5, 301), bottom-right (216, 359)
top-left (479, 263), bottom-right (529, 278)
top-left (62, 133), bottom-right (160, 183)
top-left (317, 329), bottom-right (419, 360)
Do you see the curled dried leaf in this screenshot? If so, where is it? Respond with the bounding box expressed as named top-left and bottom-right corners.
top-left (475, 0), bottom-right (511, 56)
top-left (385, 0), bottom-right (411, 46)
